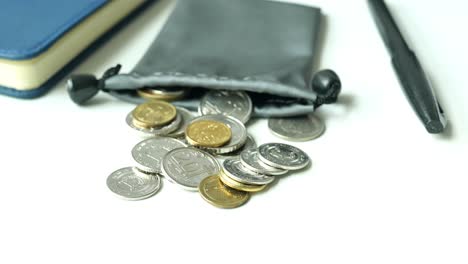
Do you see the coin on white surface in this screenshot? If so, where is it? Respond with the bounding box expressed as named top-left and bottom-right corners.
top-left (199, 175), bottom-right (250, 209)
top-left (268, 115), bottom-right (325, 141)
top-left (106, 167), bottom-right (161, 201)
top-left (258, 143), bottom-right (310, 170)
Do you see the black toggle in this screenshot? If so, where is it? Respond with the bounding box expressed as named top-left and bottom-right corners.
top-left (311, 69), bottom-right (342, 109)
top-left (67, 64), bottom-right (121, 105)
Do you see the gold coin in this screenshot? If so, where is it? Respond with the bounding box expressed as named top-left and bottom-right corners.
top-left (186, 120), bottom-right (232, 148)
top-left (199, 175), bottom-right (249, 209)
top-left (137, 88), bottom-right (187, 101)
top-left (131, 101), bottom-right (177, 128)
top-left (219, 171), bottom-right (267, 193)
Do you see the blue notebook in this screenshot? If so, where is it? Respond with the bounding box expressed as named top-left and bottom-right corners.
top-left (0, 0), bottom-right (150, 99)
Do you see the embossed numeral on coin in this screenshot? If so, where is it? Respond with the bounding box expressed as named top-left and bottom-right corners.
top-left (169, 153), bottom-right (206, 176)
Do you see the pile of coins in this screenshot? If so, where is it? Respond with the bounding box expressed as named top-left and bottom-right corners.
top-left (219, 143), bottom-right (310, 193)
top-left (200, 142), bottom-right (310, 208)
top-left (125, 100), bottom-right (194, 138)
top-left (185, 115), bottom-right (248, 154)
top-left (107, 89), bottom-right (315, 208)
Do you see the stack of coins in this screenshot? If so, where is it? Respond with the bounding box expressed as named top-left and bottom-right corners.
top-left (185, 114), bottom-right (248, 155)
top-left (126, 100), bottom-right (194, 138)
top-left (198, 143), bottom-right (310, 208)
top-left (107, 90), bottom-right (316, 208)
top-left (110, 99), bottom-right (196, 200)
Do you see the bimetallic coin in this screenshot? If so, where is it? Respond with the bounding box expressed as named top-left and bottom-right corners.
top-left (107, 167), bottom-right (161, 200)
top-left (161, 148), bottom-right (221, 191)
top-left (189, 115), bottom-right (247, 154)
top-left (199, 175), bottom-right (250, 209)
top-left (186, 120), bottom-right (232, 148)
top-left (217, 134), bottom-right (256, 159)
top-left (240, 148), bottom-right (288, 176)
top-left (268, 115), bottom-right (326, 141)
top-left (132, 137), bottom-right (187, 173)
top-left (167, 107), bottom-right (195, 138)
top-left (137, 87), bottom-right (188, 101)
top-left (258, 143), bottom-right (310, 170)
top-left (199, 90), bottom-right (253, 124)
top-left (126, 111), bottom-right (181, 137)
top-left (222, 158), bottom-right (274, 186)
top-left (132, 100), bottom-right (177, 128)
top-left (219, 172), bottom-right (267, 193)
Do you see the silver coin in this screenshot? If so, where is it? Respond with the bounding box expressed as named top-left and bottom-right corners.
top-left (222, 158), bottom-right (274, 186)
top-left (258, 143), bottom-right (310, 170)
top-left (106, 167), bottom-right (161, 200)
top-left (126, 111), bottom-right (182, 137)
top-left (217, 134), bottom-right (256, 159)
top-left (199, 90), bottom-right (253, 124)
top-left (132, 137), bottom-right (187, 173)
top-left (268, 115), bottom-right (325, 141)
top-left (188, 115), bottom-right (247, 154)
top-left (240, 148), bottom-right (288, 176)
top-left (161, 147), bottom-right (221, 191)
top-left (167, 107), bottom-right (195, 138)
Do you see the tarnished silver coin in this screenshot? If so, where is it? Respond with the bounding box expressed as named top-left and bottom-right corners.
top-left (217, 134), bottom-right (256, 159)
top-left (161, 147), bottom-right (221, 191)
top-left (268, 115), bottom-right (325, 141)
top-left (188, 115), bottom-right (247, 154)
top-left (223, 158), bottom-right (274, 186)
top-left (199, 90), bottom-right (253, 124)
top-left (258, 143), bottom-right (310, 170)
top-left (126, 111), bottom-right (182, 137)
top-left (167, 107), bottom-right (196, 138)
top-left (132, 137), bottom-right (187, 173)
top-left (240, 148), bottom-right (288, 176)
top-left (106, 167), bottom-right (161, 200)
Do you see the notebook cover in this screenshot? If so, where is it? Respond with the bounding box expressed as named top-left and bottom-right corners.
top-left (0, 0), bottom-right (153, 99)
top-left (0, 0), bottom-right (107, 60)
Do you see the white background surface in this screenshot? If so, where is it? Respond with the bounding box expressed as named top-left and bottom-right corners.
top-left (0, 0), bottom-right (467, 263)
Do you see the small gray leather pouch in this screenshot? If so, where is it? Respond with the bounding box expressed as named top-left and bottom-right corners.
top-left (95, 0), bottom-right (327, 117)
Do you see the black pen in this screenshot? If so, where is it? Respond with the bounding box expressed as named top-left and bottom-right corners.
top-left (367, 0), bottom-right (447, 134)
